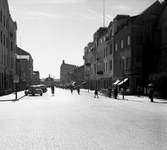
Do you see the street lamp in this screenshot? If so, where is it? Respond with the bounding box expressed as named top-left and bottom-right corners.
top-left (122, 56), bottom-right (125, 100)
top-left (86, 63), bottom-right (91, 92)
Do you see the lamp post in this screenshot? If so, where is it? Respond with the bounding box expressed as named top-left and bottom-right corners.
top-left (86, 63), bottom-right (91, 92)
top-left (122, 56), bottom-right (125, 100)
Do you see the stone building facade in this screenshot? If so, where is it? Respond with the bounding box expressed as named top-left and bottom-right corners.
top-left (60, 60), bottom-right (77, 85)
top-left (83, 0), bottom-right (167, 94)
top-left (0, 0), bottom-right (17, 95)
top-left (16, 47), bottom-right (33, 90)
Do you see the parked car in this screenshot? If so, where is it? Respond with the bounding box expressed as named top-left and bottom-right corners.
top-left (25, 85), bottom-right (43, 96)
top-left (38, 84), bottom-right (47, 93)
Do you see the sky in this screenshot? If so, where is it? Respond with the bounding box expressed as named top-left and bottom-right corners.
top-left (8, 0), bottom-right (157, 78)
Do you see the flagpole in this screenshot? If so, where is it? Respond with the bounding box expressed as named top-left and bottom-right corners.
top-left (103, 0), bottom-right (106, 27)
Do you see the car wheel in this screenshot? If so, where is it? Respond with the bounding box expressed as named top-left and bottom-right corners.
top-left (40, 93), bottom-right (43, 96)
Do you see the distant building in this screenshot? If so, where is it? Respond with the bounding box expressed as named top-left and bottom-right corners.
top-left (60, 60), bottom-right (77, 84)
top-left (0, 0), bottom-right (17, 95)
top-left (32, 71), bottom-right (40, 85)
top-left (42, 75), bottom-right (55, 87)
top-left (70, 65), bottom-right (84, 85)
top-left (16, 47), bottom-right (33, 90)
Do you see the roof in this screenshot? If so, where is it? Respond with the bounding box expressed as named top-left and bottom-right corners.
top-left (16, 47), bottom-right (31, 56)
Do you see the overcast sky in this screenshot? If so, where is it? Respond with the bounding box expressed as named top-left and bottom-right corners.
top-left (8, 0), bottom-right (157, 78)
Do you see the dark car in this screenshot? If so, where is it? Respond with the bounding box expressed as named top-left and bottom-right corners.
top-left (38, 84), bottom-right (47, 93)
top-left (25, 85), bottom-right (43, 96)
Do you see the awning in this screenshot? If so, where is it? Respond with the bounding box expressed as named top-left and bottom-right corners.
top-left (118, 78), bottom-right (128, 85)
top-left (113, 80), bottom-right (120, 85)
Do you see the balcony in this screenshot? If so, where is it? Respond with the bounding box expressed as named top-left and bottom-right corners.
top-left (85, 62), bottom-right (91, 67)
top-left (97, 70), bottom-right (104, 75)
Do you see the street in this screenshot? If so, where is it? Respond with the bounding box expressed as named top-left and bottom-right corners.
top-left (0, 88), bottom-right (167, 150)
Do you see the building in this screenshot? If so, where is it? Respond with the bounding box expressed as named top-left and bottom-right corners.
top-left (16, 47), bottom-right (33, 90)
top-left (83, 27), bottom-right (113, 90)
top-left (60, 60), bottom-right (77, 85)
top-left (70, 65), bottom-right (84, 86)
top-left (83, 0), bottom-right (167, 94)
top-left (147, 0), bottom-right (167, 97)
top-left (112, 15), bottom-right (136, 93)
top-left (0, 0), bottom-right (17, 95)
top-left (32, 71), bottom-right (40, 85)
top-left (111, 1), bottom-right (167, 94)
top-left (83, 42), bottom-right (95, 89)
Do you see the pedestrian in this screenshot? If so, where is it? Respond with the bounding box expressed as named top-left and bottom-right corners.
top-left (108, 88), bottom-right (112, 98)
top-left (148, 87), bottom-right (154, 102)
top-left (70, 86), bottom-right (73, 94)
top-left (77, 87), bottom-right (80, 95)
top-left (51, 85), bottom-right (55, 96)
top-left (113, 86), bottom-right (118, 99)
top-left (94, 89), bottom-right (99, 98)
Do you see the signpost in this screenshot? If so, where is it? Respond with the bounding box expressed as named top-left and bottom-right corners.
top-left (13, 75), bottom-right (19, 100)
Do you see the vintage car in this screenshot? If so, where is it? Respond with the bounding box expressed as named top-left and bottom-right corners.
top-left (25, 85), bottom-right (43, 96)
top-left (38, 84), bottom-right (47, 93)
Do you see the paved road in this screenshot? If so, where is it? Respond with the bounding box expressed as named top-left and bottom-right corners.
top-left (0, 88), bottom-right (166, 150)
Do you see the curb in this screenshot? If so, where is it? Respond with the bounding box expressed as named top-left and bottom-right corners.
top-left (0, 95), bottom-right (26, 102)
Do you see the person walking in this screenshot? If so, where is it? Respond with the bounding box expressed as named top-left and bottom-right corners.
top-left (77, 87), bottom-right (80, 95)
top-left (94, 89), bottom-right (99, 98)
top-left (70, 86), bottom-right (73, 94)
top-left (51, 85), bottom-right (55, 96)
top-left (108, 88), bottom-right (112, 98)
top-left (113, 86), bottom-right (118, 99)
top-left (149, 87), bottom-right (154, 102)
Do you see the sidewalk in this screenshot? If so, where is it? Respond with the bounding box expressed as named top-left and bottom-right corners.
top-left (120, 95), bottom-right (167, 104)
top-left (81, 89), bottom-right (167, 104)
top-left (0, 91), bottom-right (25, 102)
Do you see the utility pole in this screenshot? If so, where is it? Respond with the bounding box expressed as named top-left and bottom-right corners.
top-left (103, 0), bottom-right (106, 27)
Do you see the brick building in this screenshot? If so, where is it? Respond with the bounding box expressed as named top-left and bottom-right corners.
top-left (0, 0), bottom-right (17, 95)
top-left (60, 60), bottom-right (77, 85)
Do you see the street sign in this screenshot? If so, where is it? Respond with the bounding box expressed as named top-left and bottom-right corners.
top-left (13, 75), bottom-right (19, 83)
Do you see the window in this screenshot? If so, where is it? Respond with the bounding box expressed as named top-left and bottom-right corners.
top-left (125, 58), bottom-right (128, 72)
top-left (3, 34), bottom-right (5, 46)
top-left (115, 43), bottom-right (118, 52)
top-left (127, 35), bottom-right (131, 46)
top-left (0, 31), bottom-right (2, 43)
top-left (3, 15), bottom-right (5, 26)
top-left (110, 60), bottom-right (112, 71)
top-left (105, 62), bottom-right (108, 72)
top-left (0, 10), bottom-right (2, 23)
top-left (11, 41), bottom-right (13, 51)
top-left (105, 48), bottom-right (107, 57)
top-left (110, 45), bottom-right (112, 55)
top-left (103, 37), bottom-right (106, 42)
top-left (94, 64), bottom-right (96, 74)
top-left (104, 49), bottom-right (105, 58)
top-left (121, 40), bottom-right (124, 49)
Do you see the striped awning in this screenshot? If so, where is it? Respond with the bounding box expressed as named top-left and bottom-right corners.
top-left (118, 78), bottom-right (128, 85)
top-left (113, 80), bottom-right (120, 85)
